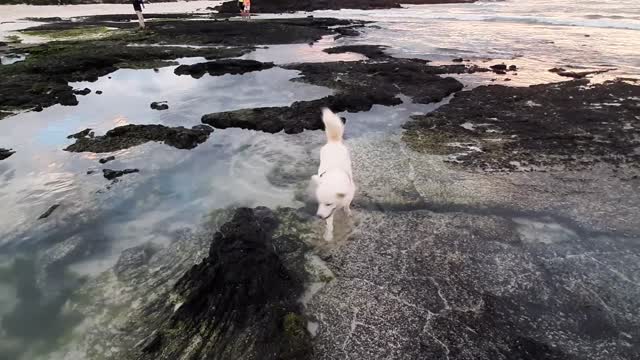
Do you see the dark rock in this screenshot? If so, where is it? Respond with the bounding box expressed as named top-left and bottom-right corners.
top-left (73, 88), bottom-right (91, 96)
top-left (0, 37), bottom-right (248, 115)
top-left (65, 124), bottom-right (213, 153)
top-left (0, 41), bottom-right (6, 47)
top-left (504, 78), bottom-right (511, 81)
top-left (452, 58), bottom-right (464, 62)
top-left (130, 207), bottom-right (312, 360)
top-left (95, 90), bottom-right (103, 95)
top-left (508, 65), bottom-right (517, 71)
top-left (150, 101), bottom-right (169, 111)
top-left (323, 45), bottom-right (391, 60)
top-left (98, 156), bottom-right (115, 164)
top-left (403, 80), bottom-right (640, 170)
top-left (38, 204), bottom-right (60, 220)
top-left (203, 59), bottom-right (463, 134)
top-left (67, 128), bottom-right (92, 139)
top-left (494, 69), bottom-right (507, 75)
top-left (201, 58), bottom-right (465, 133)
top-left (86, 170), bottom-right (95, 175)
top-left (549, 67), bottom-right (612, 79)
top-left (490, 64), bottom-right (508, 71)
top-left (215, 0), bottom-right (401, 13)
top-left (33, 105), bottom-right (43, 112)
top-left (103, 168), bottom-right (139, 180)
top-left (0, 148), bottom-right (16, 160)
top-left (174, 59), bottom-right (275, 78)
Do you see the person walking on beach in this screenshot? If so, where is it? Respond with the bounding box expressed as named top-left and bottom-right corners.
top-left (131, 0), bottom-right (145, 29)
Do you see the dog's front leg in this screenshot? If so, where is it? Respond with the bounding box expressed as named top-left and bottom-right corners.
top-left (324, 214), bottom-right (334, 242)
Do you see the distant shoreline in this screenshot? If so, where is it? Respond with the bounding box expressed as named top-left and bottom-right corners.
top-left (0, 0), bottom-right (476, 6)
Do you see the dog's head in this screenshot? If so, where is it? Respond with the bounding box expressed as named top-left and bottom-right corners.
top-left (312, 172), bottom-right (350, 219)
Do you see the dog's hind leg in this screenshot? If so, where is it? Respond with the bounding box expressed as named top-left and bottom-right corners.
top-left (324, 214), bottom-right (334, 242)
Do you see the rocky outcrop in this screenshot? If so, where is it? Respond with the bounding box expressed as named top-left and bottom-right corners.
top-left (202, 59), bottom-right (464, 134)
top-left (64, 124), bottom-right (214, 153)
top-left (403, 79), bottom-right (640, 171)
top-left (127, 207), bottom-right (312, 360)
top-left (174, 59), bottom-right (275, 78)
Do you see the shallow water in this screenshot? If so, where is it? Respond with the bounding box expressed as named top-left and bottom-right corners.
top-left (0, 0), bottom-right (639, 359)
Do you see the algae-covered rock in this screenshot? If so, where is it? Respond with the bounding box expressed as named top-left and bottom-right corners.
top-left (65, 124), bottom-right (213, 153)
top-left (128, 207), bottom-right (312, 360)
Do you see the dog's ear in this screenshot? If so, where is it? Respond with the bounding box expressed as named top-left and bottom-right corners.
top-left (336, 193), bottom-right (346, 199)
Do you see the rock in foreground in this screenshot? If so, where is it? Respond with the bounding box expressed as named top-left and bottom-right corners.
top-left (404, 79), bottom-right (640, 171)
top-left (65, 124), bottom-right (213, 153)
top-left (128, 207), bottom-right (312, 360)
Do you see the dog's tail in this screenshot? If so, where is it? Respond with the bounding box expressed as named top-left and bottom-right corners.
top-left (322, 108), bottom-right (344, 143)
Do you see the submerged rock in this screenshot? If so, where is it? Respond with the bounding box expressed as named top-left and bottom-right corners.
top-left (114, 243), bottom-right (159, 282)
top-left (103, 168), bottom-right (139, 180)
top-left (0, 148), bottom-right (16, 160)
top-left (404, 79), bottom-right (640, 170)
top-left (64, 124), bottom-right (213, 153)
top-left (202, 59), bottom-right (464, 134)
top-left (174, 59), bottom-right (275, 78)
top-left (38, 204), bottom-right (60, 220)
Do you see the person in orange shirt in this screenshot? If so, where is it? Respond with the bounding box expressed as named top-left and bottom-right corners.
top-left (243, 0), bottom-right (251, 18)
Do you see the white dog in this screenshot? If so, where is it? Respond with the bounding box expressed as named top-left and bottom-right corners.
top-left (312, 108), bottom-right (356, 241)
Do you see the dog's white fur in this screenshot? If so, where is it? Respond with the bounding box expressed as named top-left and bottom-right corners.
top-left (312, 108), bottom-right (355, 241)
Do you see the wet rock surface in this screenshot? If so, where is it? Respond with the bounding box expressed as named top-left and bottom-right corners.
top-left (0, 148), bottom-right (16, 160)
top-left (404, 79), bottom-right (640, 171)
top-left (202, 59), bottom-right (464, 133)
top-left (64, 124), bottom-right (214, 153)
top-left (174, 59), bottom-right (275, 78)
top-left (308, 209), bottom-right (640, 360)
